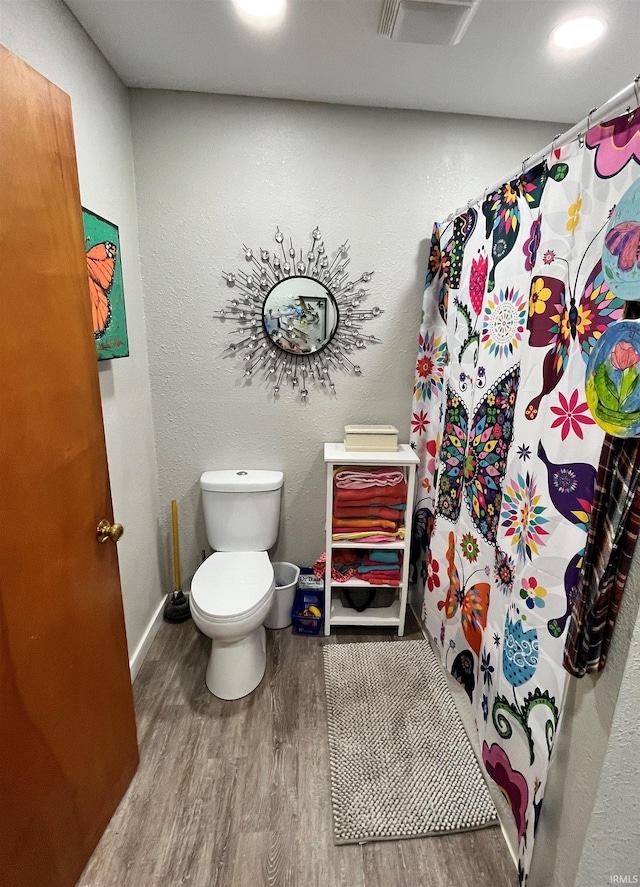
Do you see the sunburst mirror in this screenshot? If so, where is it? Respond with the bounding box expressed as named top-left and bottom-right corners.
top-left (213, 227), bottom-right (382, 400)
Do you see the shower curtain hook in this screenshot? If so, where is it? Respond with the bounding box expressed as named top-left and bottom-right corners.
top-left (587, 106), bottom-right (598, 133)
top-left (633, 75), bottom-right (640, 113)
top-left (551, 132), bottom-right (562, 157)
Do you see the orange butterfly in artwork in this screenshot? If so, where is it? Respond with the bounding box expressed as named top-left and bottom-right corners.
top-left (437, 531), bottom-right (490, 657)
top-left (86, 241), bottom-right (116, 338)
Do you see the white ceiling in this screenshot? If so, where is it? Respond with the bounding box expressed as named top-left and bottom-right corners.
top-left (62, 0), bottom-right (640, 124)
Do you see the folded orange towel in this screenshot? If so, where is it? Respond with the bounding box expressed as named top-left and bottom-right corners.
top-left (333, 504), bottom-right (406, 521)
top-left (332, 518), bottom-right (399, 530)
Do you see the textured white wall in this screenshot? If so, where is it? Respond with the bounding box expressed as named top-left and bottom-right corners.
top-left (3, 7), bottom-right (639, 882)
top-left (1, 0), bottom-right (164, 666)
top-left (129, 89), bottom-right (560, 589)
top-left (577, 594), bottom-right (640, 886)
top-left (529, 556), bottom-right (640, 887)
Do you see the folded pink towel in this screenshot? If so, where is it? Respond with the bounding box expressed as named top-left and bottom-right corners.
top-left (362, 552), bottom-right (400, 567)
top-left (334, 468), bottom-right (405, 490)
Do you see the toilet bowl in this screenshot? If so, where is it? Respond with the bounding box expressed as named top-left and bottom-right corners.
top-left (194, 468), bottom-right (283, 699)
top-left (190, 550), bottom-right (275, 699)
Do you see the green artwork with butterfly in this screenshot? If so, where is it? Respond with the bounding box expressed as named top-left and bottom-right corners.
top-left (82, 208), bottom-right (129, 360)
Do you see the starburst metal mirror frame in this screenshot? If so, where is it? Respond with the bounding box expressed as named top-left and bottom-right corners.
top-left (213, 227), bottom-right (382, 400)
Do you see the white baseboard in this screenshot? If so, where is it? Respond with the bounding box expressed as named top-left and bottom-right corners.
top-left (129, 596), bottom-right (166, 683)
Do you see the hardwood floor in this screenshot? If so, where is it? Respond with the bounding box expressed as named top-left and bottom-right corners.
top-left (78, 613), bottom-right (518, 887)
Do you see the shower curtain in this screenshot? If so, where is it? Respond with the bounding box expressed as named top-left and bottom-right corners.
top-left (410, 107), bottom-right (640, 883)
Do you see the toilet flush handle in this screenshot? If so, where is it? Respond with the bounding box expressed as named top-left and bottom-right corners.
top-left (96, 519), bottom-right (124, 544)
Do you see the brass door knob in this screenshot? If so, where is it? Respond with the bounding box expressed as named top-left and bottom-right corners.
top-left (96, 519), bottom-right (124, 544)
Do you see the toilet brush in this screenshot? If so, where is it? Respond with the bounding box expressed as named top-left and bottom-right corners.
top-left (163, 499), bottom-right (191, 623)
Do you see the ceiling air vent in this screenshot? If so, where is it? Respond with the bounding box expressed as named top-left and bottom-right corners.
top-left (379, 0), bottom-right (481, 45)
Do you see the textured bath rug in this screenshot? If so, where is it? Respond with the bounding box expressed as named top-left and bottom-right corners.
top-left (322, 639), bottom-right (497, 844)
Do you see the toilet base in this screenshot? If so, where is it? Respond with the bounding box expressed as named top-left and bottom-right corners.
top-left (205, 624), bottom-right (267, 700)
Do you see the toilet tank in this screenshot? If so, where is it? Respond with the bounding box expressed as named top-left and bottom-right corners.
top-left (200, 469), bottom-right (284, 551)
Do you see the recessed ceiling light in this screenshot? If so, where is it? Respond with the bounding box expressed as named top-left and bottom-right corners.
top-left (551, 15), bottom-right (606, 50)
top-left (233, 0), bottom-right (285, 19)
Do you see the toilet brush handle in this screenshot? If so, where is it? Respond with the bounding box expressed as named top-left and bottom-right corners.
top-left (171, 499), bottom-right (181, 593)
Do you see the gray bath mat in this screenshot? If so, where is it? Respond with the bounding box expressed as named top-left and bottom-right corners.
top-left (322, 639), bottom-right (497, 844)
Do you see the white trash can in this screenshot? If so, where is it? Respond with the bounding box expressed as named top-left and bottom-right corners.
top-left (264, 562), bottom-right (300, 630)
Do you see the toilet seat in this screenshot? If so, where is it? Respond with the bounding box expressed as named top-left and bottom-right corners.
top-left (191, 550), bottom-right (274, 623)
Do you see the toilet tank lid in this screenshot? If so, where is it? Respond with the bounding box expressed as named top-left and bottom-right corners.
top-left (200, 469), bottom-right (284, 492)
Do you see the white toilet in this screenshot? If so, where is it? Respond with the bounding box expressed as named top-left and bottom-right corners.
top-left (190, 469), bottom-right (283, 700)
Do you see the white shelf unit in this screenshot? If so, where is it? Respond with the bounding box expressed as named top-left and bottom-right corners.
top-left (323, 443), bottom-right (419, 636)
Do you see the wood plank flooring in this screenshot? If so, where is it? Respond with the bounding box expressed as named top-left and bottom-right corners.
top-left (78, 613), bottom-right (518, 887)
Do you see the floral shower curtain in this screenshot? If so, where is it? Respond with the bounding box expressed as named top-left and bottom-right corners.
top-left (410, 107), bottom-right (640, 883)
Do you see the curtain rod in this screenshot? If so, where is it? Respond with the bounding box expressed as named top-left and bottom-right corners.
top-left (442, 74), bottom-right (640, 224)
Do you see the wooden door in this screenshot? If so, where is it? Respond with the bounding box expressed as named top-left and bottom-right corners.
top-left (0, 46), bottom-right (139, 887)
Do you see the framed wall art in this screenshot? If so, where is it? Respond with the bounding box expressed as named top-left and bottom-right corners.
top-left (82, 207), bottom-right (129, 360)
top-left (214, 227), bottom-right (382, 400)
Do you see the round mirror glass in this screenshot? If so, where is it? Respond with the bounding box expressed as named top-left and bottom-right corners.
top-left (262, 276), bottom-right (339, 354)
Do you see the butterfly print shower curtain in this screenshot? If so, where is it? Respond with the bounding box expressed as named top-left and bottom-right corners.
top-left (410, 108), bottom-right (640, 883)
